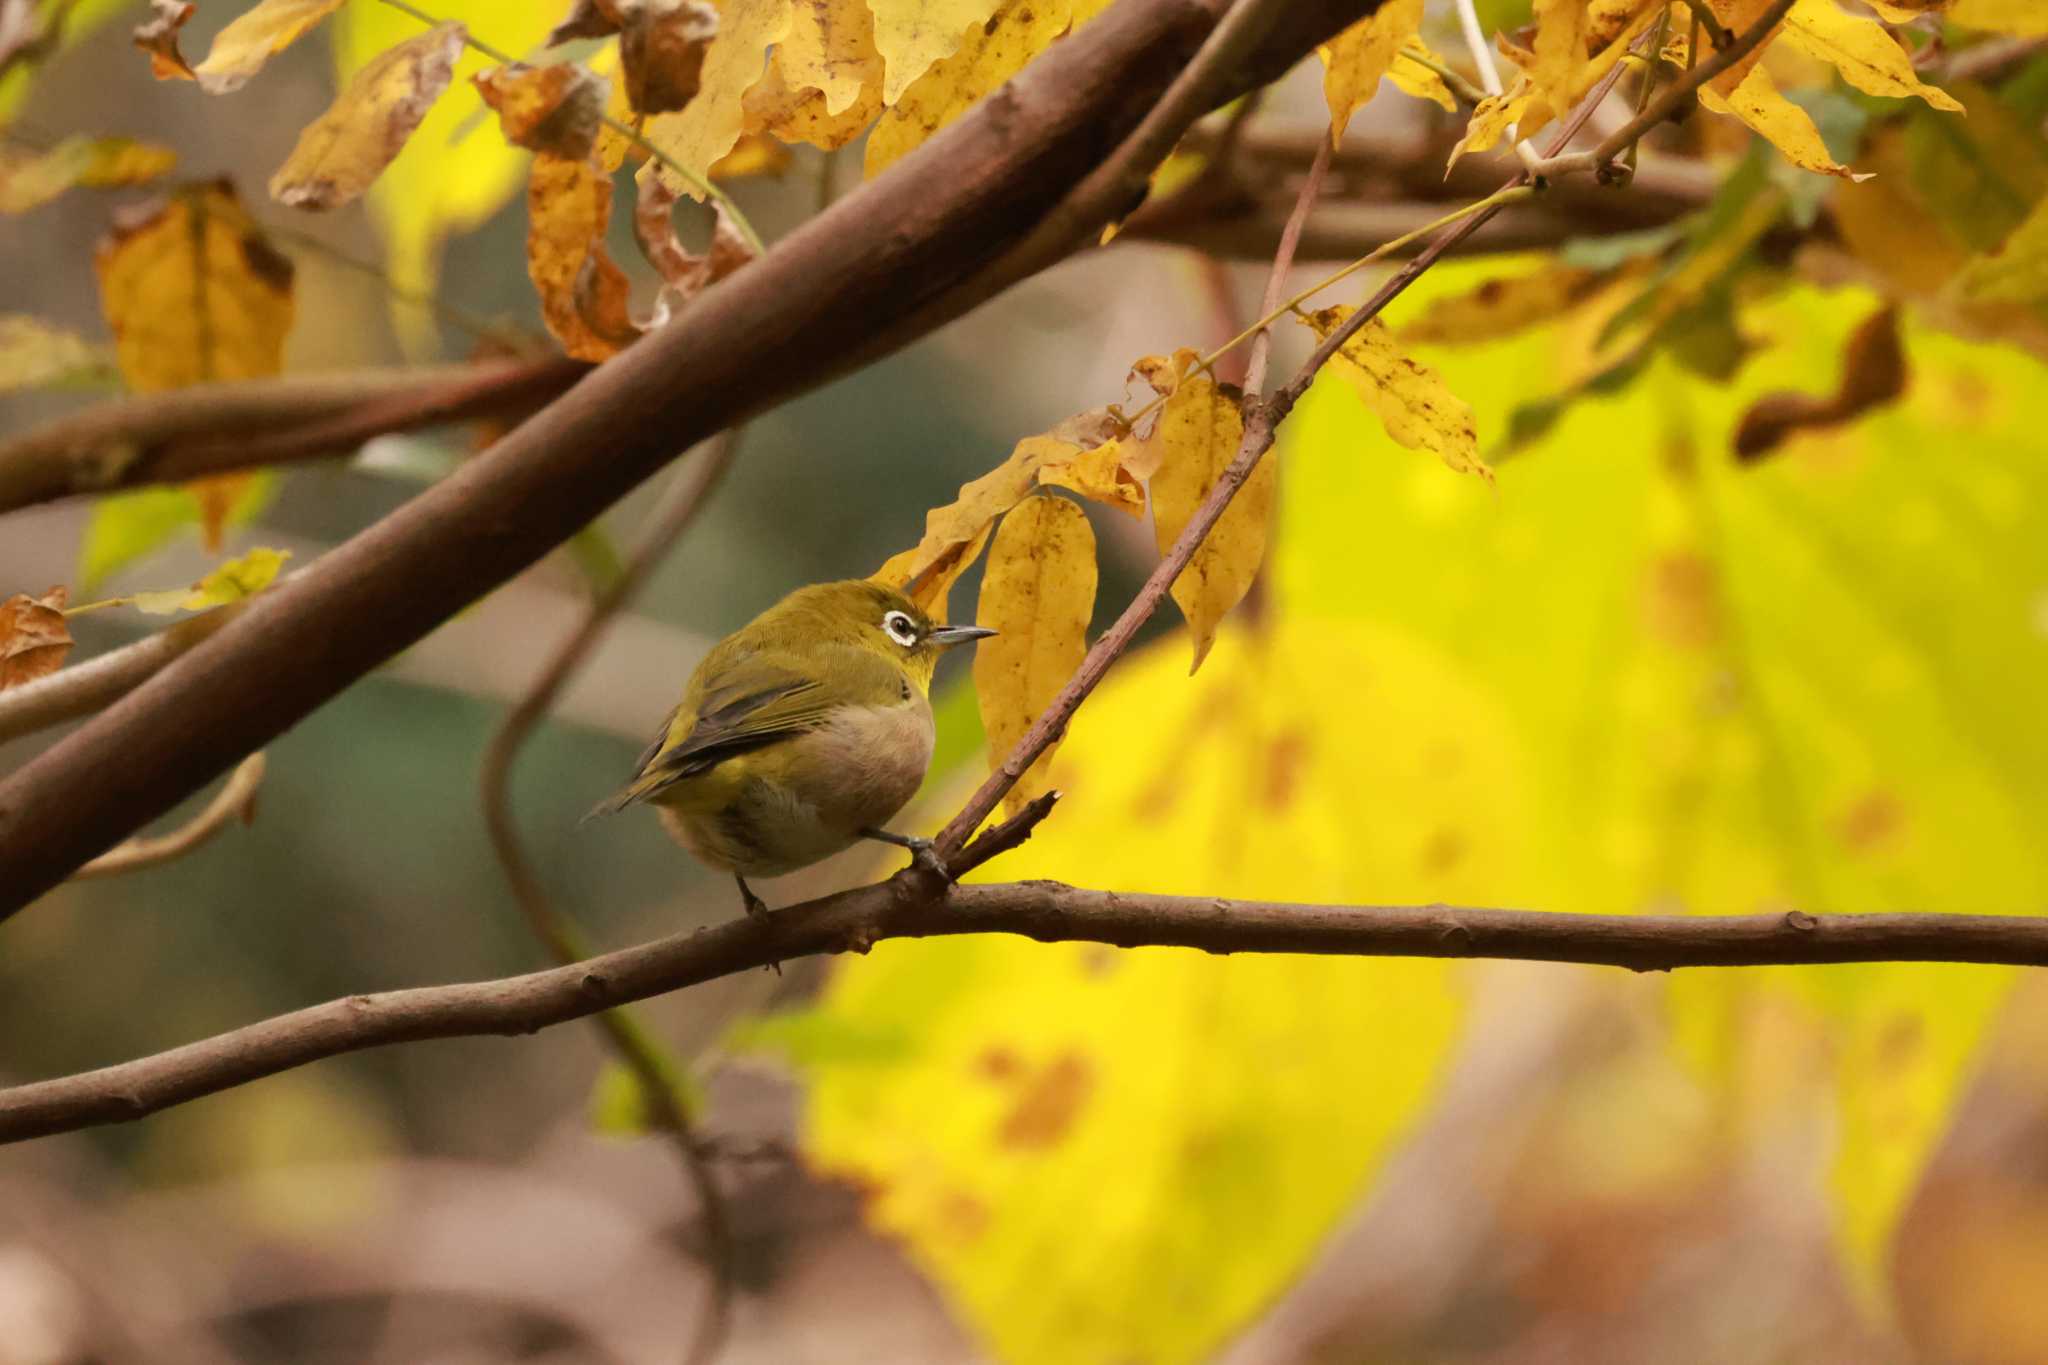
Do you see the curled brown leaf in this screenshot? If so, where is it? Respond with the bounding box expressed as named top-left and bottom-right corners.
top-left (475, 61), bottom-right (606, 160)
top-left (0, 587), bottom-right (72, 691)
top-left (1734, 306), bottom-right (1906, 461)
top-left (132, 0), bottom-right (195, 80)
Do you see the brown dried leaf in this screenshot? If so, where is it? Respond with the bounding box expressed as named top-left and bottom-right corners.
top-left (616, 0), bottom-right (718, 115)
top-left (529, 153), bottom-right (639, 361)
top-left (632, 164), bottom-right (757, 309)
top-left (1734, 306), bottom-right (1905, 461)
top-left (974, 495), bottom-right (1097, 817)
top-left (0, 587), bottom-right (71, 691)
top-left (475, 61), bottom-right (605, 160)
top-left (133, 0), bottom-right (195, 81)
top-left (269, 21), bottom-right (465, 211)
top-left (548, 0), bottom-right (620, 45)
top-left (0, 135), bottom-right (177, 214)
top-left (189, 0), bottom-right (348, 95)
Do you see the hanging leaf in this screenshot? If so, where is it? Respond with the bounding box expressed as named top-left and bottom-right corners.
top-left (0, 135), bottom-right (177, 213)
top-left (632, 163), bottom-right (756, 307)
top-left (740, 0), bottom-right (887, 151)
top-left (1136, 352), bottom-right (1274, 673)
top-left (1315, 0), bottom-right (1424, 146)
top-left (474, 60), bottom-right (605, 160)
top-left (1300, 307), bottom-right (1488, 483)
top-left (185, 0), bottom-right (349, 94)
top-left (0, 587), bottom-right (71, 690)
top-left (974, 494), bottom-right (1096, 817)
top-left (526, 153), bottom-right (639, 361)
top-left (132, 0), bottom-right (196, 80)
top-left (642, 0), bottom-right (792, 197)
top-left (1780, 0), bottom-right (1962, 112)
top-left (869, 0), bottom-right (1003, 103)
top-left (125, 546), bottom-right (292, 615)
top-left (270, 20), bottom-right (467, 210)
top-left (1732, 305), bottom-right (1907, 460)
top-left (1699, 64), bottom-right (1864, 179)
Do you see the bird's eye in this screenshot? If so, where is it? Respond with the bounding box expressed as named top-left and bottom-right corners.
top-left (881, 610), bottom-right (919, 647)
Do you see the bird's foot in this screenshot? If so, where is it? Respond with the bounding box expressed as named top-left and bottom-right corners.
top-left (735, 874), bottom-right (772, 922)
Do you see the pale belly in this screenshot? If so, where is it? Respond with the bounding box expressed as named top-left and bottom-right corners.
top-left (659, 699), bottom-right (935, 878)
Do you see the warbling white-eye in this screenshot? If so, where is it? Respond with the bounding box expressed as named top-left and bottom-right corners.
top-left (591, 579), bottom-right (996, 917)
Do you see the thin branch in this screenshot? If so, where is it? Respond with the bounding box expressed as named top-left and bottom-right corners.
top-left (0, 604), bottom-right (242, 744)
top-left (69, 754), bottom-right (265, 880)
top-left (1526, 0), bottom-right (1797, 181)
top-left (0, 0), bottom-right (1390, 911)
top-left (1240, 135), bottom-right (1330, 395)
top-left (5, 883), bottom-right (2046, 1145)
top-left (0, 357), bottom-right (586, 513)
top-left (478, 432), bottom-right (741, 1365)
top-left (1679, 0), bottom-right (1730, 50)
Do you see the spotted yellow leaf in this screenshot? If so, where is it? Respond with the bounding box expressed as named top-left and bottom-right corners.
top-left (1699, 63), bottom-right (1862, 179)
top-left (1781, 0), bottom-right (1962, 112)
top-left (974, 494), bottom-right (1097, 816)
top-left (870, 0), bottom-right (1004, 103)
top-left (643, 0), bottom-right (792, 197)
top-left (1301, 307), bottom-right (1488, 483)
top-left (1316, 0), bottom-right (1423, 145)
top-left (865, 0), bottom-right (1072, 178)
top-left (271, 21), bottom-right (466, 210)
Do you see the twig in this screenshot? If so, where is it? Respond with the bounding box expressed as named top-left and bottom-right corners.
top-left (69, 754), bottom-right (265, 880)
top-left (1240, 136), bottom-right (1330, 395)
top-left (1680, 0), bottom-right (1731, 50)
top-left (0, 605), bottom-right (242, 744)
top-left (372, 0), bottom-right (766, 255)
top-left (0, 357), bottom-right (586, 513)
top-left (6, 886), bottom-right (2047, 1144)
top-left (478, 432), bottom-right (741, 1365)
top-left (1525, 0), bottom-right (1797, 182)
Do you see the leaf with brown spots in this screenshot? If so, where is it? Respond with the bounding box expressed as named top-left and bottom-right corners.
top-left (615, 0), bottom-right (718, 114)
top-left (527, 153), bottom-right (639, 361)
top-left (0, 135), bottom-right (177, 213)
top-left (475, 61), bottom-right (605, 160)
top-left (994, 1051), bottom-right (1094, 1149)
top-left (740, 2), bottom-right (887, 152)
top-left (1137, 351), bottom-right (1275, 672)
top-left (864, 0), bottom-right (1072, 178)
top-left (269, 20), bottom-right (465, 211)
top-left (186, 0), bottom-right (349, 95)
top-left (1300, 306), bottom-right (1487, 483)
top-left (641, 0), bottom-right (790, 197)
top-left (132, 0), bottom-right (195, 81)
top-left (1315, 0), bottom-right (1423, 146)
top-left (1398, 264), bottom-right (1605, 347)
top-left (974, 495), bottom-right (1097, 817)
top-left (0, 587), bottom-right (71, 691)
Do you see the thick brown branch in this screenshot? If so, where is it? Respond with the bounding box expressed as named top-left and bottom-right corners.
top-left (4, 884), bottom-right (2044, 1145)
top-left (0, 358), bottom-right (585, 514)
top-left (0, 0), bottom-right (1389, 913)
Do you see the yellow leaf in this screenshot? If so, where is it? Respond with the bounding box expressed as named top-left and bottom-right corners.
top-left (642, 0), bottom-right (792, 198)
top-left (0, 587), bottom-right (71, 691)
top-left (1036, 437), bottom-right (1143, 517)
top-left (779, 0), bottom-right (880, 116)
top-left (1143, 366), bottom-right (1273, 672)
top-left (1527, 0), bottom-right (1593, 128)
top-left (129, 547), bottom-right (292, 615)
top-left (864, 0), bottom-right (1072, 178)
top-left (270, 21), bottom-right (467, 210)
top-left (1781, 0), bottom-right (1963, 112)
top-left (1866, 0), bottom-right (1951, 17)
top-left (189, 0), bottom-right (348, 94)
top-left (1301, 307), bottom-right (1489, 483)
top-left (708, 130), bottom-right (791, 178)
top-left (1398, 264), bottom-right (1604, 346)
top-left (1950, 0), bottom-right (2048, 34)
top-left (973, 495), bottom-right (1097, 816)
top-left (741, 34), bottom-right (886, 149)
top-left (1699, 63), bottom-right (1861, 179)
top-left (474, 61), bottom-right (605, 159)
top-left (526, 154), bottom-right (639, 361)
top-left (0, 135), bottom-right (177, 214)
top-left (1952, 195), bottom-right (2048, 305)
top-left (1315, 0), bottom-right (1424, 145)
top-left (1387, 43), bottom-right (1458, 112)
top-left (94, 180), bottom-right (294, 393)
top-left (331, 0), bottom-right (563, 351)
top-left (1451, 0), bottom-right (1660, 161)
top-left (1450, 83), bottom-right (1533, 161)
top-left (0, 315), bottom-right (116, 390)
top-left (869, 0), bottom-right (1004, 103)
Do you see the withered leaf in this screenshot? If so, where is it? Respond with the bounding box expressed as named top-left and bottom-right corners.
top-left (188, 0), bottom-right (349, 94)
top-left (475, 61), bottom-right (605, 160)
top-left (133, 0), bottom-right (196, 81)
top-left (617, 0), bottom-right (718, 115)
top-left (0, 587), bottom-right (72, 691)
top-left (269, 21), bottom-right (466, 211)
top-left (1733, 306), bottom-right (1906, 461)
top-left (528, 153), bottom-right (639, 361)
top-left (547, 0), bottom-right (622, 46)
top-left (974, 495), bottom-right (1097, 816)
top-left (632, 163), bottom-right (757, 308)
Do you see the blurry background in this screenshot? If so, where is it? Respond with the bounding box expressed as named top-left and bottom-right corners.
top-left (5, 1), bottom-right (2048, 1362)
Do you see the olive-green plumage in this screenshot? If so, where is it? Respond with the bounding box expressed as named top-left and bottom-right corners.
top-left (593, 579), bottom-right (993, 913)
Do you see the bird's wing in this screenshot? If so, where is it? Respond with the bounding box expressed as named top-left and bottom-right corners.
top-left (593, 649), bottom-right (898, 814)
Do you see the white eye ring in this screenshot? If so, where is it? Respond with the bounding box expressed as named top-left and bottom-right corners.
top-left (882, 610), bottom-right (919, 647)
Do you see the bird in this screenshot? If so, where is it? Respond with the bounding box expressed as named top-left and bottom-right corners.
top-left (590, 578), bottom-right (996, 918)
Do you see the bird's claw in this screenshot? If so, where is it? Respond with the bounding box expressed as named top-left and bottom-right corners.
top-left (905, 835), bottom-right (950, 881)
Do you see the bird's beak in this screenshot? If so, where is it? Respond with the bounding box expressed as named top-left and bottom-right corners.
top-left (928, 624), bottom-right (998, 648)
